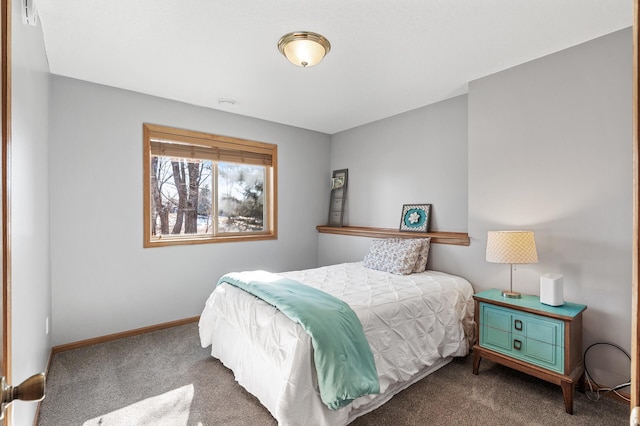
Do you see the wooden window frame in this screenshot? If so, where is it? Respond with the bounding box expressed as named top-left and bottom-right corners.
top-left (143, 123), bottom-right (278, 248)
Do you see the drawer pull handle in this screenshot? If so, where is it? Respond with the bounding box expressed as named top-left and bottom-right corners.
top-left (514, 319), bottom-right (523, 331)
top-left (513, 339), bottom-right (522, 350)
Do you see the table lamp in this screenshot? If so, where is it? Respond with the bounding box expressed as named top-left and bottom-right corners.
top-left (486, 230), bottom-right (538, 298)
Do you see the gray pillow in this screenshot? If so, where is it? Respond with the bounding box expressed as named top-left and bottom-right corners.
top-left (363, 238), bottom-right (423, 275)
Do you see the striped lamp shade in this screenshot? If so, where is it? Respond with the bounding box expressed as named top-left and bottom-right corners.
top-left (486, 231), bottom-right (538, 264)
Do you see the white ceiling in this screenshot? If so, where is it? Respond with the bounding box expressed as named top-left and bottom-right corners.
top-left (35, 1), bottom-right (632, 134)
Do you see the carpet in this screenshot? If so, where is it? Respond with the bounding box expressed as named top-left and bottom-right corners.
top-left (38, 323), bottom-right (628, 425)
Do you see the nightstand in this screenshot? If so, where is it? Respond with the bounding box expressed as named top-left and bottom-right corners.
top-left (472, 289), bottom-right (587, 414)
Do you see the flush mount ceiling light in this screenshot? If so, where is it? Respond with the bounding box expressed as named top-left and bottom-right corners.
top-left (277, 31), bottom-right (331, 68)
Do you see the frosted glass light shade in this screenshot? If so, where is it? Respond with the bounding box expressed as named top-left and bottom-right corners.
top-left (486, 231), bottom-right (538, 264)
top-left (278, 32), bottom-right (331, 67)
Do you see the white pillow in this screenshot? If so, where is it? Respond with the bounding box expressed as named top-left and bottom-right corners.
top-left (363, 238), bottom-right (423, 275)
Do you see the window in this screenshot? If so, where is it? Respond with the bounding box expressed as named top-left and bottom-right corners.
top-left (143, 123), bottom-right (277, 247)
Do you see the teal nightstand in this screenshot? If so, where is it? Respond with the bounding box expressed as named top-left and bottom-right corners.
top-left (472, 289), bottom-right (587, 414)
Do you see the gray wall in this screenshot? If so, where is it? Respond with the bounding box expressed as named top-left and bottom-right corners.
top-left (11, 0), bottom-right (52, 424)
top-left (469, 28), bottom-right (632, 385)
top-left (320, 28), bottom-right (632, 386)
top-left (49, 76), bottom-right (331, 345)
top-left (320, 94), bottom-right (470, 272)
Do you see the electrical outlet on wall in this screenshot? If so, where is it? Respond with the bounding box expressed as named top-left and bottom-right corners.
top-left (22, 0), bottom-right (38, 26)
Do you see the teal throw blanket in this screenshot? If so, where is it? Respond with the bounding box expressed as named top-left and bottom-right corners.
top-left (218, 271), bottom-right (380, 410)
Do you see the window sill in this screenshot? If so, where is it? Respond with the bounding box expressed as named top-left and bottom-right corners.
top-left (316, 225), bottom-right (470, 246)
top-left (144, 232), bottom-right (277, 248)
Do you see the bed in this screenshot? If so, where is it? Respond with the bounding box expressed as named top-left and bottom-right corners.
top-left (199, 239), bottom-right (474, 425)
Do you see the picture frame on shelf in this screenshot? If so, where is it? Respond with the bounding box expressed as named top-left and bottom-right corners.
top-left (328, 169), bottom-right (348, 227)
top-left (399, 204), bottom-right (431, 232)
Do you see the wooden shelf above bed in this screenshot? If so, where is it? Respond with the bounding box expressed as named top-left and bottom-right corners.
top-left (316, 225), bottom-right (470, 246)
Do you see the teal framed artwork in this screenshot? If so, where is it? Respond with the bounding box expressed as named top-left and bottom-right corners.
top-left (399, 204), bottom-right (431, 232)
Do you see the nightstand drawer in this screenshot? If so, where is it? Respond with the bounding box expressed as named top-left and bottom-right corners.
top-left (479, 302), bottom-right (564, 373)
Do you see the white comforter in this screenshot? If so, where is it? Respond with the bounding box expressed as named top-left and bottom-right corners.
top-left (199, 262), bottom-right (474, 425)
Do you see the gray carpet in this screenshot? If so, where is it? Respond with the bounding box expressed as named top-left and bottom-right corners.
top-left (38, 323), bottom-right (629, 425)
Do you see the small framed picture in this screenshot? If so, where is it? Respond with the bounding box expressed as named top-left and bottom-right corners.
top-left (399, 204), bottom-right (431, 232)
top-left (331, 176), bottom-right (345, 190)
top-left (328, 169), bottom-right (348, 227)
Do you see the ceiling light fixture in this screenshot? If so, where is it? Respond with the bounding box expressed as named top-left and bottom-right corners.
top-left (277, 31), bottom-right (331, 68)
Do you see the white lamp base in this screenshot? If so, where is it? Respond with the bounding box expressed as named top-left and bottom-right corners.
top-left (502, 290), bottom-right (521, 299)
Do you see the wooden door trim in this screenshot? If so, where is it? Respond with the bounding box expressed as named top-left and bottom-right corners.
top-left (633, 0), bottom-right (640, 409)
top-left (1, 0), bottom-right (10, 423)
